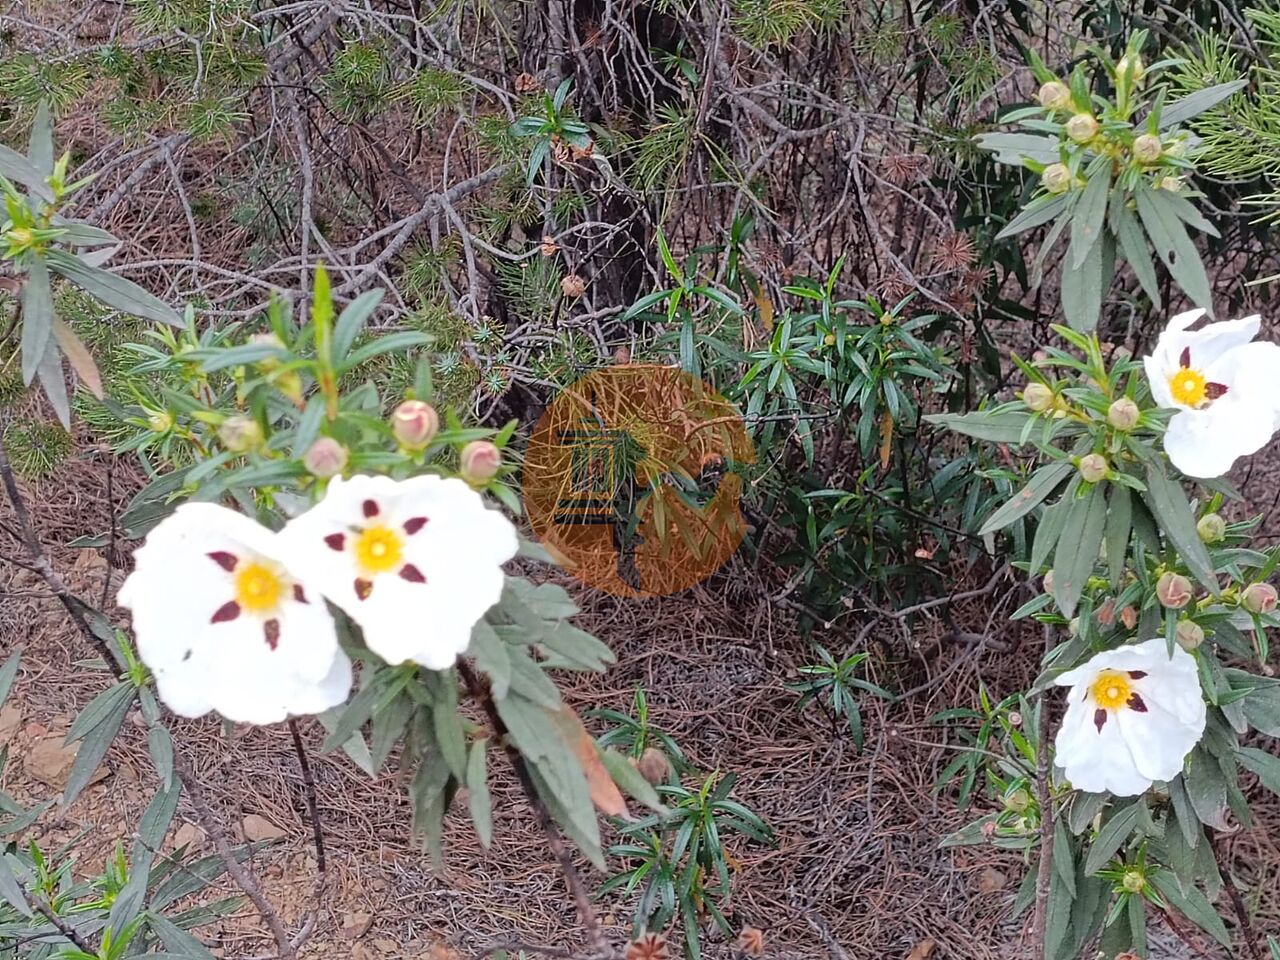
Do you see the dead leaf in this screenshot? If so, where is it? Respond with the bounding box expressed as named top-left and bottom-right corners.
top-left (878, 411), bottom-right (894, 471)
top-left (559, 706), bottom-right (628, 817)
top-left (51, 317), bottom-right (103, 398)
top-left (906, 939), bottom-right (937, 960)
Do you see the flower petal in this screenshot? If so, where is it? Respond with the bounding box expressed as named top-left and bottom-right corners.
top-left (118, 502), bottom-right (348, 724)
top-left (1055, 698), bottom-right (1152, 796)
top-left (1116, 690), bottom-right (1202, 783)
top-left (280, 474), bottom-right (518, 669)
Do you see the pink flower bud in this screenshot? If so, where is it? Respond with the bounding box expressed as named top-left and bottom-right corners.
top-left (1242, 582), bottom-right (1278, 615)
top-left (392, 400), bottom-right (440, 450)
top-left (460, 440), bottom-right (501, 483)
top-left (1156, 571), bottom-right (1193, 609)
top-left (303, 437), bottom-right (348, 478)
top-left (1120, 605), bottom-right (1138, 630)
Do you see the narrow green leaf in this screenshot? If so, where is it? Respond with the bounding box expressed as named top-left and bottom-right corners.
top-left (332, 289), bottom-right (385, 360)
top-left (1237, 746), bottom-right (1280, 794)
top-left (996, 194), bottom-right (1071, 240)
top-left (466, 739), bottom-right (493, 848)
top-left (1084, 801), bottom-right (1142, 875)
top-left (468, 622), bottom-right (511, 699)
top-left (1105, 484), bottom-right (1132, 589)
top-left (1070, 165), bottom-right (1110, 269)
top-left (0, 648), bottom-right (22, 706)
top-left (600, 747), bottom-right (664, 812)
top-left (0, 855), bottom-right (32, 917)
top-left (979, 460), bottom-right (1073, 536)
top-left (1155, 80), bottom-right (1247, 129)
top-left (1061, 223), bottom-right (1104, 331)
top-left (1150, 872), bottom-right (1232, 948)
top-left (1112, 200), bottom-right (1161, 307)
top-left (20, 257), bottom-right (54, 386)
top-left (45, 249), bottom-right (182, 326)
top-left (1052, 482), bottom-right (1107, 617)
top-left (1134, 186), bottom-right (1211, 312)
top-left (146, 911), bottom-right (218, 959)
top-left (1142, 460), bottom-right (1217, 592)
top-left (63, 684), bottom-right (135, 808)
top-left (924, 409), bottom-right (1034, 444)
top-left (148, 724), bottom-right (175, 791)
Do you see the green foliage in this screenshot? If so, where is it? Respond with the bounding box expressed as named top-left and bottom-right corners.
top-left (789, 645), bottom-right (893, 748)
top-left (976, 32), bottom-right (1241, 329)
top-left (602, 772), bottom-right (773, 959)
top-left (2, 418), bottom-right (73, 479)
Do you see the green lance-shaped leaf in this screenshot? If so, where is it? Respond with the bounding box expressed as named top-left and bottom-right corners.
top-left (1155, 79), bottom-right (1248, 130)
top-left (0, 648), bottom-right (22, 706)
top-left (1070, 163), bottom-right (1110, 270)
top-left (979, 459), bottom-right (1074, 536)
top-left (1083, 800), bottom-right (1144, 875)
top-left (1150, 872), bottom-right (1232, 948)
top-left (0, 854), bottom-right (32, 917)
top-left (995, 193), bottom-right (1072, 241)
top-left (45, 249), bottom-right (182, 326)
top-left (1141, 459), bottom-right (1217, 593)
top-left (1104, 483), bottom-right (1132, 589)
top-left (973, 131), bottom-right (1059, 165)
top-left (146, 911), bottom-right (219, 960)
top-left (0, 146), bottom-right (52, 199)
top-left (1060, 221), bottom-right (1105, 332)
top-left (1134, 186), bottom-right (1212, 314)
top-left (20, 257), bottom-right (54, 386)
top-left (466, 739), bottom-right (493, 848)
top-left (924, 408), bottom-right (1034, 444)
top-left (1111, 199), bottom-right (1161, 307)
top-left (63, 681), bottom-right (137, 808)
top-left (1051, 481), bottom-right (1107, 617)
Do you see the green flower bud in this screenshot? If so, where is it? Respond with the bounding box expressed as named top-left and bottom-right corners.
top-left (217, 416), bottom-right (264, 453)
top-left (1156, 571), bottom-right (1193, 609)
top-left (1196, 513), bottom-right (1226, 544)
top-left (1078, 453), bottom-right (1109, 484)
top-left (303, 437), bottom-right (348, 479)
top-left (1107, 397), bottom-right (1140, 432)
top-left (1117, 53), bottom-right (1144, 81)
top-left (460, 440), bottom-right (502, 483)
top-left (1038, 81), bottom-right (1071, 110)
top-left (1122, 869), bottom-right (1145, 894)
top-left (1022, 382), bottom-right (1055, 412)
top-left (1042, 163), bottom-right (1072, 195)
top-left (148, 411), bottom-right (174, 434)
top-left (1004, 788), bottom-right (1032, 813)
top-left (250, 332), bottom-right (286, 372)
top-left (1066, 113), bottom-right (1099, 143)
top-left (1175, 620), bottom-right (1205, 651)
top-left (1156, 175), bottom-right (1185, 193)
top-left (1242, 582), bottom-right (1278, 615)
top-left (1132, 134), bottom-right (1163, 164)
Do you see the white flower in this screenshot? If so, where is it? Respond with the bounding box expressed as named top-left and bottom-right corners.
top-left (118, 503), bottom-right (352, 725)
top-left (1053, 638), bottom-right (1206, 796)
top-left (1143, 308), bottom-right (1280, 478)
top-left (280, 474), bottom-right (517, 669)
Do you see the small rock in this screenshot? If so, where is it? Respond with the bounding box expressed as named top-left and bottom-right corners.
top-left (976, 866), bottom-right (1008, 894)
top-left (173, 822), bottom-right (204, 850)
top-left (351, 946), bottom-right (382, 960)
top-left (24, 722), bottom-right (47, 738)
top-left (340, 910), bottom-right (374, 940)
top-left (0, 704), bottom-right (21, 745)
top-left (24, 735), bottom-right (107, 789)
top-left (265, 864), bottom-right (283, 879)
top-left (241, 814), bottom-right (287, 842)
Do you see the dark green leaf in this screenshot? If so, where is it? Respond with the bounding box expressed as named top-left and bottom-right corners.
top-left (995, 194), bottom-right (1071, 240)
top-left (1070, 164), bottom-right (1110, 269)
top-left (1142, 460), bottom-right (1217, 592)
top-left (466, 739), bottom-right (492, 848)
top-left (1052, 482), bottom-right (1106, 617)
top-left (1155, 80), bottom-right (1247, 129)
top-left (979, 460), bottom-right (1073, 536)
top-left (1150, 872), bottom-right (1231, 948)
top-left (1134, 187), bottom-right (1211, 312)
top-left (1084, 801), bottom-right (1142, 875)
top-left (63, 683), bottom-right (135, 808)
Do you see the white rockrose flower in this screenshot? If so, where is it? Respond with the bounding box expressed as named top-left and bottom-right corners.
top-left (1143, 308), bottom-right (1280, 478)
top-left (1053, 638), bottom-right (1206, 796)
top-left (118, 503), bottom-right (352, 725)
top-left (280, 474), bottom-right (517, 669)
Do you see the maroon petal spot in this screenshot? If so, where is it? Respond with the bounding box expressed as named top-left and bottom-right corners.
top-left (207, 551), bottom-right (238, 571)
top-left (1180, 346), bottom-right (1192, 369)
top-left (403, 516), bottom-right (429, 535)
top-left (1206, 382), bottom-right (1229, 400)
top-left (1127, 693), bottom-right (1148, 713)
top-left (354, 578), bottom-right (374, 600)
top-left (1128, 670), bottom-right (1147, 679)
top-left (264, 619), bottom-right (281, 651)
top-left (293, 584), bottom-right (308, 604)
top-left (211, 600), bottom-right (241, 624)
top-left (362, 499), bottom-right (379, 518)
top-left (399, 563), bottom-right (427, 583)
top-left (1093, 708), bottom-right (1108, 733)
top-left (324, 532), bottom-right (346, 551)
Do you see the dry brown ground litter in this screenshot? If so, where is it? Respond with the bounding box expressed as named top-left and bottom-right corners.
top-left (2, 450), bottom-right (1280, 960)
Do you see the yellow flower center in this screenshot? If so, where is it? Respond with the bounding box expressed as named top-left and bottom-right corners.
top-left (1168, 367), bottom-right (1207, 406)
top-left (234, 562), bottom-right (284, 614)
top-left (1090, 670), bottom-right (1133, 710)
top-left (354, 525), bottom-right (404, 575)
